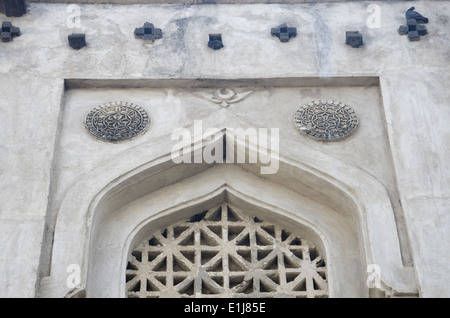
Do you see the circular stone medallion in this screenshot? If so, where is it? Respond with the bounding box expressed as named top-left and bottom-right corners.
top-left (294, 100), bottom-right (359, 141)
top-left (85, 101), bottom-right (150, 142)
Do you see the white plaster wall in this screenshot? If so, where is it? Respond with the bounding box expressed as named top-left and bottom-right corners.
top-left (0, 1), bottom-right (448, 297)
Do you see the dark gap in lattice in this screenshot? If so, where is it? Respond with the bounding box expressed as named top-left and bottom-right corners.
top-left (261, 225), bottom-right (275, 237)
top-left (125, 273), bottom-right (136, 282)
top-left (207, 225), bottom-right (222, 239)
top-left (211, 276), bottom-right (224, 287)
top-left (316, 259), bottom-right (326, 268)
top-left (129, 279), bottom-right (141, 292)
top-left (173, 256), bottom-right (191, 272)
top-left (317, 271), bottom-right (327, 280)
top-left (253, 216), bottom-right (264, 223)
top-left (180, 250), bottom-right (196, 263)
top-left (229, 275), bottom-right (244, 289)
top-left (173, 275), bottom-right (188, 286)
top-left (290, 237), bottom-right (302, 245)
top-left (260, 279), bottom-right (276, 293)
top-left (242, 279), bottom-right (254, 294)
top-left (148, 251), bottom-right (160, 262)
top-left (309, 247), bottom-right (319, 261)
top-left (173, 225), bottom-right (189, 239)
top-left (228, 225), bottom-right (245, 241)
top-left (178, 279), bottom-right (194, 296)
top-left (207, 207), bottom-right (222, 221)
top-left (236, 233), bottom-right (250, 246)
top-left (126, 261), bottom-right (138, 270)
top-left (282, 229), bottom-right (292, 241)
top-left (179, 231), bottom-right (195, 246)
top-left (266, 273), bottom-right (280, 285)
top-left (262, 255), bottom-right (278, 270)
top-left (292, 278), bottom-right (307, 291)
top-left (154, 275), bottom-right (166, 286)
top-left (290, 248), bottom-right (303, 260)
top-left (207, 257), bottom-right (223, 272)
top-left (256, 231), bottom-right (273, 246)
top-left (230, 276), bottom-right (253, 294)
top-left (228, 255), bottom-right (246, 271)
top-left (313, 278), bottom-right (322, 290)
top-left (200, 229), bottom-right (220, 246)
top-left (201, 279), bottom-right (221, 295)
top-left (257, 249), bottom-right (272, 261)
top-left (283, 254), bottom-right (298, 268)
top-left (146, 279), bottom-right (160, 292)
top-left (227, 206), bottom-right (241, 222)
top-left (188, 210), bottom-right (208, 223)
top-left (236, 249), bottom-right (251, 263)
top-left (132, 250), bottom-right (142, 262)
top-left (286, 272), bottom-right (300, 283)
top-left (152, 256), bottom-right (167, 271)
top-left (201, 250), bottom-right (219, 265)
top-left (148, 237), bottom-right (162, 246)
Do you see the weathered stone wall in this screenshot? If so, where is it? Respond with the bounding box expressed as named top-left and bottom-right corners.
top-left (0, 1), bottom-right (448, 297)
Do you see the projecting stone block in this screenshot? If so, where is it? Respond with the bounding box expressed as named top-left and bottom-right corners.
top-left (1, 31), bottom-right (11, 42)
top-left (1, 21), bottom-right (12, 30)
top-left (398, 7), bottom-right (429, 42)
top-left (134, 22), bottom-right (163, 44)
top-left (345, 31), bottom-right (363, 48)
top-left (0, 0), bottom-right (27, 17)
top-left (416, 25), bottom-right (428, 36)
top-left (407, 31), bottom-right (420, 41)
top-left (1, 21), bottom-right (20, 42)
top-left (68, 34), bottom-right (86, 50)
top-left (208, 34), bottom-right (224, 50)
top-left (398, 25), bottom-right (408, 35)
top-left (271, 23), bottom-right (297, 42)
top-left (407, 19), bottom-right (417, 31)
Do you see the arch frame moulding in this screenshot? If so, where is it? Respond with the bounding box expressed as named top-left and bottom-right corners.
top-left (38, 126), bottom-right (418, 298)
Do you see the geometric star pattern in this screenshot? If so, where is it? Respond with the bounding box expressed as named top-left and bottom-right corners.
top-left (126, 203), bottom-right (328, 298)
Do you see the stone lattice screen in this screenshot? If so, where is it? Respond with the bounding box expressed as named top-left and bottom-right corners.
top-left (126, 204), bottom-right (328, 298)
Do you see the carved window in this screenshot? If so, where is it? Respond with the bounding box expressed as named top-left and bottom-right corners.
top-left (126, 203), bottom-right (328, 298)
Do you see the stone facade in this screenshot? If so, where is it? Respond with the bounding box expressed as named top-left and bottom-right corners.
top-left (0, 0), bottom-right (449, 298)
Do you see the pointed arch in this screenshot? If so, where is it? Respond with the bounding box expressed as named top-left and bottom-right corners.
top-left (39, 129), bottom-right (416, 297)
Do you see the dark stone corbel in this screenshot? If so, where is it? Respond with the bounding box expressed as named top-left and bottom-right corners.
top-left (345, 31), bottom-right (363, 48)
top-left (134, 22), bottom-right (163, 44)
top-left (0, 0), bottom-right (27, 17)
top-left (208, 34), bottom-right (223, 50)
top-left (271, 23), bottom-right (297, 42)
top-left (1, 21), bottom-right (20, 42)
top-left (398, 7), bottom-right (428, 41)
top-left (68, 33), bottom-right (86, 50)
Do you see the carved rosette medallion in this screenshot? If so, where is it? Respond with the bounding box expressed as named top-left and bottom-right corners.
top-left (85, 101), bottom-right (150, 142)
top-left (294, 100), bottom-right (359, 141)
